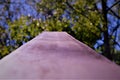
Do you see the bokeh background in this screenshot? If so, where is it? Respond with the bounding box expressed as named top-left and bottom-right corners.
top-left (0, 0), bottom-right (120, 64)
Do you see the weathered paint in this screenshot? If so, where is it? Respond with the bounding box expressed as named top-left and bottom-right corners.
top-left (0, 32), bottom-right (120, 80)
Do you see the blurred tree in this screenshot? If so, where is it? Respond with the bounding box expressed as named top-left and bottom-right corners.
top-left (8, 16), bottom-right (43, 50)
top-left (36, 0), bottom-right (101, 48)
top-left (0, 26), bottom-right (9, 58)
top-left (0, 0), bottom-right (40, 59)
top-left (97, 0), bottom-right (120, 60)
top-left (0, 0), bottom-right (120, 64)
top-left (36, 0), bottom-right (120, 61)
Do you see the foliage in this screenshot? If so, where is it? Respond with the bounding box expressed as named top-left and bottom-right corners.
top-left (0, 0), bottom-right (120, 64)
top-left (8, 16), bottom-right (43, 48)
top-left (0, 26), bottom-right (8, 58)
top-left (36, 0), bottom-right (101, 47)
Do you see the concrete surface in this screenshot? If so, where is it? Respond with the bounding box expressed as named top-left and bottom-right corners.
top-left (0, 32), bottom-right (120, 80)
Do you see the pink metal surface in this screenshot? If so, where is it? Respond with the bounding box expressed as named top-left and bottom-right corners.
top-left (0, 32), bottom-right (120, 80)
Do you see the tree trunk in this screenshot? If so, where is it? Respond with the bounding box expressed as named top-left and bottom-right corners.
top-left (101, 0), bottom-right (112, 60)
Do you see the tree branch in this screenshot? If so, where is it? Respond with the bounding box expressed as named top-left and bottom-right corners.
top-left (65, 0), bottom-right (100, 29)
top-left (107, 0), bottom-right (120, 12)
top-left (110, 23), bottom-right (120, 37)
top-left (113, 25), bottom-right (120, 48)
top-left (106, 5), bottom-right (120, 19)
top-left (117, 43), bottom-right (120, 48)
top-left (115, 42), bottom-right (120, 48)
top-left (109, 9), bottom-right (120, 19)
top-left (65, 1), bottom-right (75, 10)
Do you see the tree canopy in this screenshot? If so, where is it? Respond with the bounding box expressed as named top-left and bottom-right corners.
top-left (0, 0), bottom-right (120, 64)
